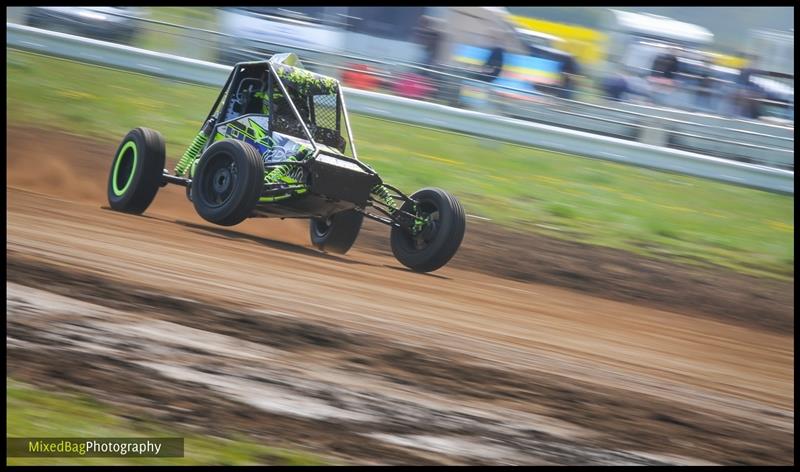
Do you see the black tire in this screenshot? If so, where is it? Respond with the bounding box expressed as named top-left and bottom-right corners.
top-left (107, 127), bottom-right (166, 214)
top-left (310, 210), bottom-right (364, 255)
top-left (390, 188), bottom-right (466, 272)
top-left (191, 139), bottom-right (263, 226)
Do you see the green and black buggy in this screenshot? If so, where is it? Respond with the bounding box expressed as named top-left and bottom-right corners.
top-left (107, 53), bottom-right (465, 272)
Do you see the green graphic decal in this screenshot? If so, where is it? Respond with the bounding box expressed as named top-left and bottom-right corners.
top-left (112, 140), bottom-right (137, 196)
top-left (247, 118), bottom-right (274, 148)
top-left (224, 119), bottom-right (274, 149)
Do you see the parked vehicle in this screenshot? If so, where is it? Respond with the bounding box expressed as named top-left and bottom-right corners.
top-left (214, 7), bottom-right (347, 67)
top-left (23, 7), bottom-right (143, 45)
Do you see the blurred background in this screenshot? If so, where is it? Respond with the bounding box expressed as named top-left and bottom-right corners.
top-left (6, 6), bottom-right (794, 167)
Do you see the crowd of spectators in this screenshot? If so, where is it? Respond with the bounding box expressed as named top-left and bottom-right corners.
top-left (602, 47), bottom-right (792, 121)
top-left (408, 15), bottom-right (792, 122)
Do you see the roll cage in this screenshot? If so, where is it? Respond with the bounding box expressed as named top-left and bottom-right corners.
top-left (153, 53), bottom-right (446, 245)
top-left (202, 56), bottom-right (364, 166)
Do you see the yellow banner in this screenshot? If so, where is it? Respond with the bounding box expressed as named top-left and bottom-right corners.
top-left (509, 15), bottom-right (607, 66)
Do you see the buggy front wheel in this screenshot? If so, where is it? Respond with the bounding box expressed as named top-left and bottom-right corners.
top-left (390, 188), bottom-right (466, 273)
top-left (191, 139), bottom-right (264, 226)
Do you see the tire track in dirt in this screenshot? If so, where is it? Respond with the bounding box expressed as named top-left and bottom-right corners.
top-left (8, 253), bottom-right (792, 464)
top-left (5, 126), bottom-right (794, 464)
top-left (8, 275), bottom-right (790, 464)
top-left (7, 125), bottom-right (793, 333)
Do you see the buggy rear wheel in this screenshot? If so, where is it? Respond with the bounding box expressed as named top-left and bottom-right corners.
top-left (191, 139), bottom-right (264, 226)
top-left (310, 210), bottom-right (363, 255)
top-left (107, 127), bottom-right (165, 214)
top-left (390, 188), bottom-right (465, 272)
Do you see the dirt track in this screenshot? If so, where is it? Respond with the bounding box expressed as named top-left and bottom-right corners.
top-left (6, 128), bottom-right (795, 464)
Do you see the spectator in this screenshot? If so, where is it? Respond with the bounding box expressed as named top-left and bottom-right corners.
top-left (650, 46), bottom-right (680, 80)
top-left (737, 54), bottom-right (757, 87)
top-left (601, 53), bottom-right (635, 102)
top-left (648, 45), bottom-right (681, 106)
top-left (693, 60), bottom-right (715, 112)
top-left (734, 55), bottom-right (765, 119)
top-left (414, 16), bottom-right (443, 71)
top-left (558, 54), bottom-right (581, 100)
top-left (482, 46), bottom-right (505, 82)
top-left (602, 73), bottom-right (628, 101)
top-left (466, 46), bottom-right (505, 119)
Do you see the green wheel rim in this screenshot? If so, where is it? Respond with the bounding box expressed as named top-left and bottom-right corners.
top-left (112, 141), bottom-right (138, 196)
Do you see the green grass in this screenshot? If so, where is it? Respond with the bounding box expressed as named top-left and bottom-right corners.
top-left (6, 49), bottom-right (794, 280)
top-left (6, 378), bottom-right (331, 465)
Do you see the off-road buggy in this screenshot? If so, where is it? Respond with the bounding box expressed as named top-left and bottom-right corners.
top-left (107, 53), bottom-right (465, 272)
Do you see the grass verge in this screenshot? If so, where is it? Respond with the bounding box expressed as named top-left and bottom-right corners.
top-left (6, 378), bottom-right (331, 465)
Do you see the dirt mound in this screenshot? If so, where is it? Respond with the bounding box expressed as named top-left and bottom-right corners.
top-left (7, 126), bottom-right (792, 333)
